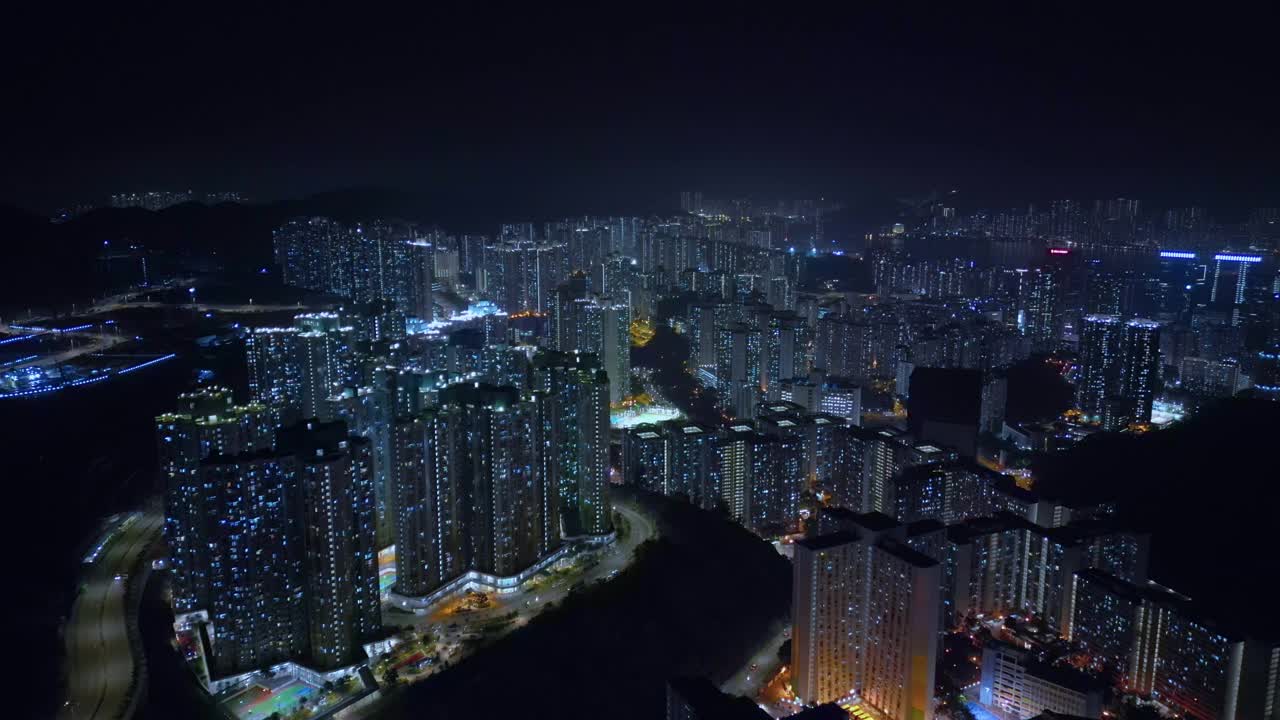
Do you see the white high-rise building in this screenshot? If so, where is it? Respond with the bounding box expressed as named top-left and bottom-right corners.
top-left (1120, 319), bottom-right (1161, 424)
top-left (1078, 314), bottom-right (1123, 420)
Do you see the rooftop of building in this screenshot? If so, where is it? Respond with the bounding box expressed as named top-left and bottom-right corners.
top-left (822, 377), bottom-right (862, 391)
top-left (896, 462), bottom-right (950, 482)
top-left (877, 538), bottom-right (940, 568)
top-left (857, 511), bottom-right (904, 532)
top-left (992, 475), bottom-right (1041, 504)
top-left (627, 425), bottom-right (669, 442)
top-left (758, 401), bottom-right (805, 416)
top-left (796, 531), bottom-right (861, 552)
top-left (436, 382), bottom-right (523, 407)
top-left (1073, 567), bottom-right (1148, 602)
top-left (946, 513), bottom-right (1035, 543)
top-left (664, 418), bottom-right (717, 435)
top-left (987, 642), bottom-right (1107, 695)
top-left (723, 421), bottom-right (757, 435)
top-left (819, 507), bottom-right (902, 534)
top-left (1073, 569), bottom-right (1253, 640)
top-left (905, 518), bottom-right (947, 538)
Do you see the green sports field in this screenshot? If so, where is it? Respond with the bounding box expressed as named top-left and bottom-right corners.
top-left (223, 680), bottom-right (316, 719)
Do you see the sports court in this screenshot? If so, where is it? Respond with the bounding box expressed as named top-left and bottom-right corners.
top-left (222, 679), bottom-right (317, 720)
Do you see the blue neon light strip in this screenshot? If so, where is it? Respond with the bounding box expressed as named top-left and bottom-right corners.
top-left (8, 323), bottom-right (97, 333)
top-left (1159, 251), bottom-right (1197, 259)
top-left (0, 373), bottom-right (111, 399)
top-left (0, 353), bottom-right (177, 399)
top-left (1214, 253), bottom-right (1263, 263)
top-left (0, 334), bottom-right (36, 345)
top-left (116, 353), bottom-right (177, 375)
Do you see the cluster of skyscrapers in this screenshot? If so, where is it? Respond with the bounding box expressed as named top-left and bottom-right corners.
top-left (870, 197), bottom-right (1280, 416)
top-left (784, 460), bottom-right (1279, 720)
top-left (636, 195), bottom-right (1280, 720)
top-left (159, 390), bottom-right (379, 676)
top-left (162, 218), bottom-right (638, 683)
top-left (146, 194), bottom-right (1280, 716)
top-left (273, 217), bottom-right (436, 321)
top-left (108, 190), bottom-right (244, 210)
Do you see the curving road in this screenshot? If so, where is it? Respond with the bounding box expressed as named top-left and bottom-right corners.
top-left (84, 300), bottom-right (316, 315)
top-left (0, 322), bottom-right (130, 370)
top-left (408, 500), bottom-right (656, 635)
top-left (60, 511), bottom-right (163, 720)
top-left (721, 621), bottom-right (790, 699)
top-left (338, 499), bottom-right (658, 719)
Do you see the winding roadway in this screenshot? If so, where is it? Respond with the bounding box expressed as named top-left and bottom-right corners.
top-left (405, 500), bottom-right (656, 636)
top-left (60, 511), bottom-right (163, 720)
top-left (337, 498), bottom-right (658, 719)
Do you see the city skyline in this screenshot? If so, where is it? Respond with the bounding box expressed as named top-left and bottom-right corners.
top-left (8, 11), bottom-right (1280, 720)
top-left (11, 192), bottom-right (1280, 720)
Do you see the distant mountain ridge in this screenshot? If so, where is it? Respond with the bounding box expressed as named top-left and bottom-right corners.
top-left (0, 187), bottom-right (523, 311)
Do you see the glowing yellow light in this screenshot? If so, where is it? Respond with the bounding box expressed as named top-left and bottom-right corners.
top-left (629, 319), bottom-right (656, 347)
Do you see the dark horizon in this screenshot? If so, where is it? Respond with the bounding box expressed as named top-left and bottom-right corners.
top-left (4, 7), bottom-right (1280, 218)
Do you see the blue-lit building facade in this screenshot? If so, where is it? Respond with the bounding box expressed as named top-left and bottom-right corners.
top-left (1070, 569), bottom-right (1280, 720)
top-left (175, 420), bottom-right (382, 677)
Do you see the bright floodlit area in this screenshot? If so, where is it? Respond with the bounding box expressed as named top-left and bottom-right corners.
top-left (221, 675), bottom-right (361, 720)
top-left (610, 403), bottom-right (683, 429)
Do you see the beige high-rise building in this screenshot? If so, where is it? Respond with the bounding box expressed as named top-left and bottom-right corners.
top-left (792, 529), bottom-right (939, 720)
top-left (793, 532), bottom-right (866, 705)
top-left (862, 541), bottom-right (941, 720)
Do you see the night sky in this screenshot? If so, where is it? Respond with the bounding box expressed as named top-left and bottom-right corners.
top-left (4, 7), bottom-right (1278, 216)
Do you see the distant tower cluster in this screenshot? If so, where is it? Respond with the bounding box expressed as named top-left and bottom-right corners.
top-left (1078, 315), bottom-right (1161, 427)
top-left (273, 218), bottom-right (435, 321)
top-left (110, 190), bottom-right (195, 210)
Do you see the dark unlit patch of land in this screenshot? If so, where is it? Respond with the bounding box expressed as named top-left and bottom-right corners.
top-left (374, 487), bottom-right (791, 720)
